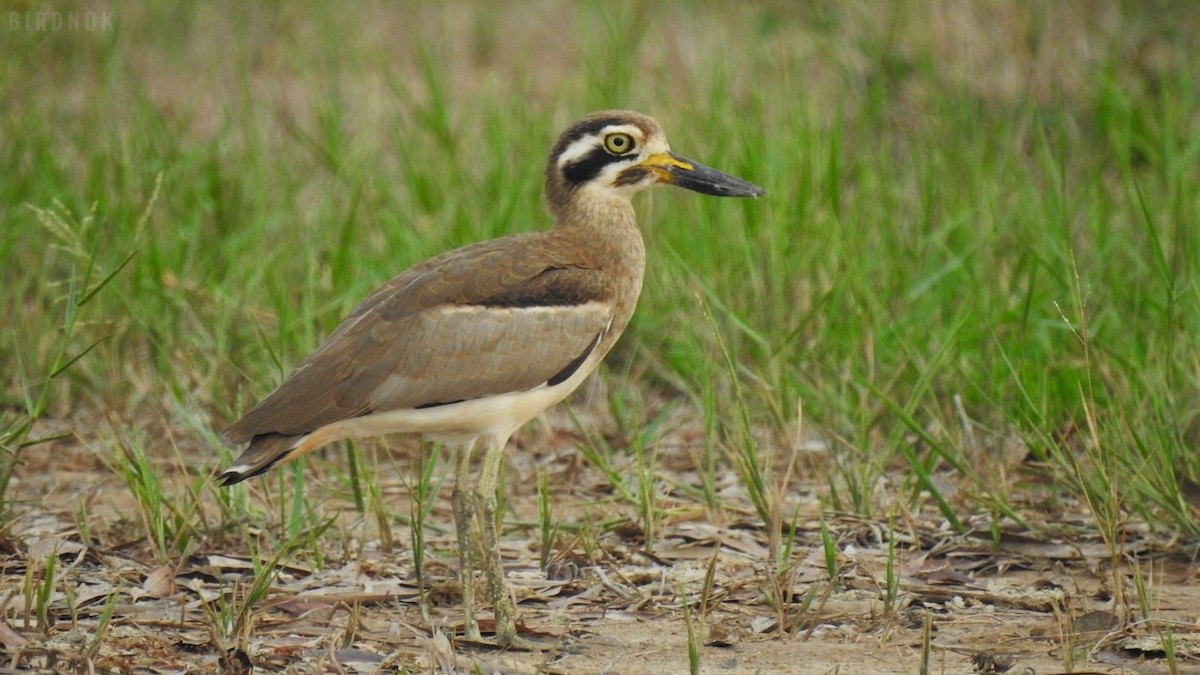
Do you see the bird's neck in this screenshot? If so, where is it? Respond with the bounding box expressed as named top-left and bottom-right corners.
top-left (552, 193), bottom-right (644, 265)
top-left (551, 193), bottom-right (646, 336)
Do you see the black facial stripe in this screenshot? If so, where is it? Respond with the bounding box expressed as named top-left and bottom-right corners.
top-left (614, 167), bottom-right (650, 187)
top-left (562, 146), bottom-right (621, 186)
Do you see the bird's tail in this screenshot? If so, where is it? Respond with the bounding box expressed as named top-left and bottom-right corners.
top-left (217, 433), bottom-right (305, 486)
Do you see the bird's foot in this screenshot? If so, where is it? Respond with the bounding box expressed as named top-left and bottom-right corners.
top-left (463, 622), bottom-right (484, 643)
top-left (492, 624), bottom-right (544, 651)
top-left (456, 626), bottom-right (546, 651)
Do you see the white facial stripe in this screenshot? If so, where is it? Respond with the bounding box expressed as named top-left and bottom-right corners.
top-left (596, 161), bottom-right (643, 189)
top-left (555, 124), bottom-right (645, 168)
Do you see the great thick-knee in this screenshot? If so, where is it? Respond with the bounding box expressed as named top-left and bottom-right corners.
top-left (218, 110), bottom-right (763, 647)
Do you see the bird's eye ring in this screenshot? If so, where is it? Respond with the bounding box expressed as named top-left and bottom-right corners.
top-left (603, 132), bottom-right (635, 155)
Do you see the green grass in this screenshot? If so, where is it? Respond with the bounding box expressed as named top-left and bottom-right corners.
top-left (2, 0), bottom-right (1199, 669)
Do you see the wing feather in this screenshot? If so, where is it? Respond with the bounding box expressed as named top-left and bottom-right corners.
top-left (224, 234), bottom-right (614, 443)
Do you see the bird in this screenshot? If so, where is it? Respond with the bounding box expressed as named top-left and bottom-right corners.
top-left (217, 110), bottom-right (764, 648)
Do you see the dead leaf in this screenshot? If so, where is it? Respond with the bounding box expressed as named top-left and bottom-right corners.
top-left (750, 616), bottom-right (776, 634)
top-left (1072, 609), bottom-right (1121, 637)
top-left (25, 536), bottom-right (85, 561)
top-left (143, 565), bottom-right (177, 598)
top-left (0, 621), bottom-right (27, 649)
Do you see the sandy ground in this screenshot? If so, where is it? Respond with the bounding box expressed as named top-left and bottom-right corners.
top-left (2, 409), bottom-right (1197, 674)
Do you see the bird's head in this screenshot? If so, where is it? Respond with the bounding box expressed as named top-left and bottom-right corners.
top-left (544, 110), bottom-right (763, 218)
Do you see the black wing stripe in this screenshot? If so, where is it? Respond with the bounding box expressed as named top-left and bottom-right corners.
top-left (547, 330), bottom-right (602, 387)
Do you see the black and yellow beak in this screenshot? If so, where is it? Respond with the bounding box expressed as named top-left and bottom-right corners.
top-left (640, 152), bottom-right (764, 197)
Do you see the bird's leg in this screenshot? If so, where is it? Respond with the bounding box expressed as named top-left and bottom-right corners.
top-left (451, 439), bottom-right (482, 642)
top-left (474, 435), bottom-right (535, 648)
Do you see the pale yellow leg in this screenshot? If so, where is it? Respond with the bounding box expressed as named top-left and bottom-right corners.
top-left (474, 434), bottom-right (537, 648)
top-left (451, 439), bottom-right (483, 642)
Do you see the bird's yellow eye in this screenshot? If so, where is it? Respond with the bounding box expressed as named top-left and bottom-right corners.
top-left (603, 132), bottom-right (635, 155)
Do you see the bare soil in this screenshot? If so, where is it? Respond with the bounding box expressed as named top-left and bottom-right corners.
top-left (2, 407), bottom-right (1198, 674)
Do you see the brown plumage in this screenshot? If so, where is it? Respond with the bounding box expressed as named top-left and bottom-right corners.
top-left (221, 235), bottom-right (623, 478)
top-left (218, 110), bottom-right (763, 647)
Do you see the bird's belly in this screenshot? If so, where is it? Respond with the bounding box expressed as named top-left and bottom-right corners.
top-left (329, 351), bottom-right (604, 445)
